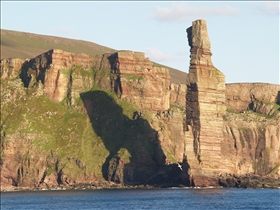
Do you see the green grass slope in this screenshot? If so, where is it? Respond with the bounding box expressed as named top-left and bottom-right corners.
top-left (1, 29), bottom-right (188, 85)
top-left (1, 29), bottom-right (117, 59)
top-left (1, 75), bottom-right (165, 184)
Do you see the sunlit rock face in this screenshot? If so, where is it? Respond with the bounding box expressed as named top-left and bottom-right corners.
top-left (184, 20), bottom-right (280, 187)
top-left (1, 20), bottom-right (279, 190)
top-left (222, 113), bottom-right (280, 179)
top-left (14, 49), bottom-right (170, 111)
top-left (111, 51), bottom-right (170, 111)
top-left (225, 83), bottom-right (280, 112)
top-left (0, 58), bottom-right (28, 79)
top-left (184, 19), bottom-right (228, 187)
top-left (0, 49), bottom-right (176, 190)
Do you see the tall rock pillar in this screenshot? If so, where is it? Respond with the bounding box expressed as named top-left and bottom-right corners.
top-left (184, 20), bottom-right (227, 186)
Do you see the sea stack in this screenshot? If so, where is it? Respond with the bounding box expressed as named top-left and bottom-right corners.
top-left (184, 19), bottom-right (227, 186)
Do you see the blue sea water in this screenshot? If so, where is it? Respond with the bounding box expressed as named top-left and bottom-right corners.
top-left (1, 187), bottom-right (279, 210)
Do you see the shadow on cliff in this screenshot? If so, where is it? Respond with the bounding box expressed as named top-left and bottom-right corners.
top-left (80, 90), bottom-right (183, 186)
top-left (19, 53), bottom-right (52, 88)
top-left (277, 91), bottom-right (280, 106)
top-left (186, 83), bottom-right (201, 163)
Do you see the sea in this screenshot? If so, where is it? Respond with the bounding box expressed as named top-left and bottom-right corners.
top-left (1, 187), bottom-right (279, 210)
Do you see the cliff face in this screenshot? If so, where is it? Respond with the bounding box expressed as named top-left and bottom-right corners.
top-left (184, 20), bottom-right (227, 186)
top-left (1, 58), bottom-right (28, 79)
top-left (19, 49), bottom-right (93, 102)
top-left (183, 20), bottom-right (280, 187)
top-left (116, 51), bottom-right (170, 111)
top-left (222, 113), bottom-right (280, 178)
top-left (1, 20), bottom-right (279, 190)
top-left (226, 83), bottom-right (280, 112)
top-left (15, 49), bottom-right (170, 111)
top-left (223, 83), bottom-right (280, 180)
top-left (0, 49), bottom-right (185, 190)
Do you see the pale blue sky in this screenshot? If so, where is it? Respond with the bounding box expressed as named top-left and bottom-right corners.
top-left (1, 1), bottom-right (279, 84)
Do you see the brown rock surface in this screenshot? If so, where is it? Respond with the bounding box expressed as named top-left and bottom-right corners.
top-left (0, 134), bottom-right (50, 190)
top-left (0, 58), bottom-right (28, 79)
top-left (184, 19), bottom-right (227, 186)
top-left (169, 83), bottom-right (186, 106)
top-left (1, 20), bottom-right (279, 190)
top-left (0, 132), bottom-right (99, 191)
top-left (222, 112), bottom-right (280, 179)
top-left (1, 48), bottom-right (178, 190)
top-left (16, 49), bottom-right (94, 102)
top-left (32, 49), bottom-right (91, 102)
top-left (17, 49), bottom-right (170, 111)
top-left (114, 51), bottom-right (170, 111)
top-left (226, 83), bottom-right (280, 112)
top-left (219, 173), bottom-right (280, 188)
top-left (184, 20), bottom-right (279, 187)
top-left (151, 110), bottom-right (185, 164)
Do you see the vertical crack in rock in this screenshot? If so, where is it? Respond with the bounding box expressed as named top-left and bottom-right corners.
top-left (186, 82), bottom-right (201, 159)
top-left (67, 70), bottom-right (73, 105)
top-left (108, 53), bottom-right (122, 97)
top-left (53, 70), bottom-right (61, 97)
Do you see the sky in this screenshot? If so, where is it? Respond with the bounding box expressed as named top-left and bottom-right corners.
top-left (1, 1), bottom-right (279, 84)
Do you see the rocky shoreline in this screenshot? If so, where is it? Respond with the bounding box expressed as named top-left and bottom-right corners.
top-left (218, 174), bottom-right (280, 189)
top-left (2, 175), bottom-right (279, 192)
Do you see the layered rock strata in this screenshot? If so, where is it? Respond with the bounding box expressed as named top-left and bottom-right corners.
top-left (0, 49), bottom-right (180, 190)
top-left (184, 20), bottom-right (280, 187)
top-left (184, 20), bottom-right (228, 186)
top-left (222, 112), bottom-right (280, 179)
top-left (15, 49), bottom-right (170, 111)
top-left (0, 58), bottom-right (28, 79)
top-left (169, 83), bottom-right (186, 106)
top-left (116, 51), bottom-right (170, 111)
top-left (226, 83), bottom-right (280, 112)
top-left (1, 20), bottom-right (279, 190)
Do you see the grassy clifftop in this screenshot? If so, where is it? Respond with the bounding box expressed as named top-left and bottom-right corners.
top-left (1, 29), bottom-right (188, 85)
top-left (1, 29), bottom-right (117, 59)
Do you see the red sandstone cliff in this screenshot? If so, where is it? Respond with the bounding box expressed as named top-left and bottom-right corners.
top-left (108, 51), bottom-right (170, 111)
top-left (183, 20), bottom-right (280, 187)
top-left (226, 83), bottom-right (280, 113)
top-left (0, 49), bottom-right (183, 190)
top-left (1, 58), bottom-right (28, 79)
top-left (184, 20), bottom-right (227, 186)
top-left (8, 49), bottom-right (170, 111)
top-left (1, 20), bottom-right (279, 190)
